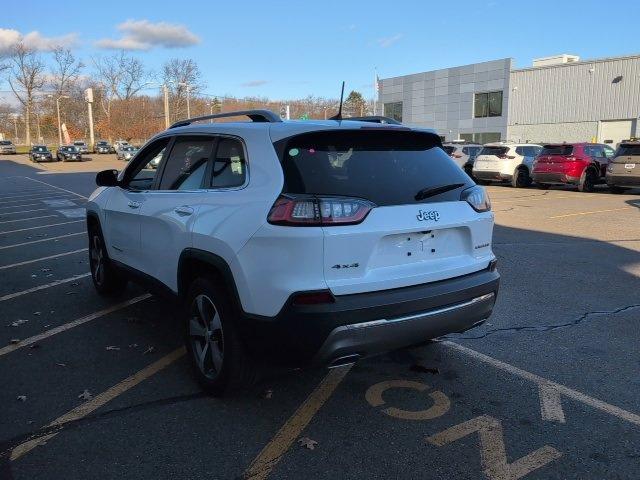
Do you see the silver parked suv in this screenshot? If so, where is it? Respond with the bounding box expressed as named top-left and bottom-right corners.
top-left (87, 110), bottom-right (500, 395)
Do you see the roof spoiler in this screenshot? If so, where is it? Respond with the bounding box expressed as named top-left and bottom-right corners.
top-left (342, 116), bottom-right (402, 125)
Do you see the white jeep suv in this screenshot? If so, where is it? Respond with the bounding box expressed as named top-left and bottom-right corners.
top-left (86, 110), bottom-right (500, 394)
top-left (473, 142), bottom-right (543, 188)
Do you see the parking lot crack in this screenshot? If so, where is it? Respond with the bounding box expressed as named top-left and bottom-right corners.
top-left (444, 303), bottom-right (640, 340)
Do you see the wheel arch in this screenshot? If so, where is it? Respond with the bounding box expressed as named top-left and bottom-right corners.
top-left (178, 249), bottom-right (243, 313)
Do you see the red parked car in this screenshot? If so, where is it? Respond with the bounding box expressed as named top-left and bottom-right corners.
top-left (532, 143), bottom-right (615, 192)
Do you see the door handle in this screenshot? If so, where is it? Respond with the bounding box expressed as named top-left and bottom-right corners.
top-left (174, 206), bottom-right (194, 216)
top-left (127, 201), bottom-right (141, 209)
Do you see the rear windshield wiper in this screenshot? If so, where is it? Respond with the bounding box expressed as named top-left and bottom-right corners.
top-left (414, 183), bottom-right (465, 201)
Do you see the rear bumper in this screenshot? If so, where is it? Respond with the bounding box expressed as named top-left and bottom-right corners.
top-left (606, 173), bottom-right (640, 187)
top-left (239, 266), bottom-right (500, 367)
top-left (472, 170), bottom-right (511, 182)
top-left (532, 172), bottom-right (580, 185)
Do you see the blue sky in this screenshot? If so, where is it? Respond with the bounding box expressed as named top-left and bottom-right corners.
top-left (2, 0), bottom-right (639, 100)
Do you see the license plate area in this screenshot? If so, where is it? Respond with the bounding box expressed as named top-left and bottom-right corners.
top-left (625, 163), bottom-right (636, 169)
top-left (371, 228), bottom-right (467, 269)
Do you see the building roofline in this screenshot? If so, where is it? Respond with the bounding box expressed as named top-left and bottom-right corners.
top-left (512, 52), bottom-right (640, 73)
top-left (379, 57), bottom-right (513, 81)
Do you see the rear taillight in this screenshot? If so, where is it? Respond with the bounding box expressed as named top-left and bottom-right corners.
top-left (461, 185), bottom-right (491, 213)
top-left (453, 154), bottom-right (463, 158)
top-left (268, 194), bottom-right (375, 226)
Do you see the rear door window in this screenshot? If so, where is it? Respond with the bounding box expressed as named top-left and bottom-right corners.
top-left (159, 136), bottom-right (215, 190)
top-left (208, 137), bottom-right (247, 188)
top-left (275, 130), bottom-right (471, 206)
top-left (442, 145), bottom-right (455, 155)
top-left (541, 145), bottom-right (573, 156)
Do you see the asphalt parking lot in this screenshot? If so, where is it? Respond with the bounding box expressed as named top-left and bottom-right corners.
top-left (1, 154), bottom-right (639, 480)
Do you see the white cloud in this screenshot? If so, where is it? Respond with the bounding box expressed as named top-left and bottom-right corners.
top-left (241, 80), bottom-right (269, 87)
top-left (377, 33), bottom-right (403, 48)
top-left (0, 28), bottom-right (78, 54)
top-left (96, 19), bottom-right (200, 51)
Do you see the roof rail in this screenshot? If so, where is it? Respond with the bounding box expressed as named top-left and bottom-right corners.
top-left (342, 116), bottom-right (402, 125)
top-left (169, 109), bottom-right (282, 129)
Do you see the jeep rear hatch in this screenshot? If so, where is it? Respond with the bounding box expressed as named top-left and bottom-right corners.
top-left (272, 129), bottom-right (493, 295)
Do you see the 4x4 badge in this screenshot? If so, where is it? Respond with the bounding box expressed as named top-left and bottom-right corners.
top-left (417, 210), bottom-right (440, 222)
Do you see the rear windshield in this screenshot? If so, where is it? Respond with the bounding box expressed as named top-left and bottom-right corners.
top-left (541, 145), bottom-right (573, 156)
top-left (479, 146), bottom-right (509, 156)
top-left (0, 141), bottom-right (11, 145)
top-left (33, 146), bottom-right (47, 152)
top-left (275, 130), bottom-right (471, 207)
top-left (615, 144), bottom-right (640, 156)
top-left (441, 145), bottom-right (456, 155)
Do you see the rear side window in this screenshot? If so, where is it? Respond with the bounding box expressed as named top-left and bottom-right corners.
top-left (208, 138), bottom-right (247, 188)
top-left (541, 145), bottom-right (573, 156)
top-left (275, 130), bottom-right (471, 207)
top-left (615, 144), bottom-right (640, 156)
top-left (159, 136), bottom-right (215, 190)
top-left (479, 146), bottom-right (509, 156)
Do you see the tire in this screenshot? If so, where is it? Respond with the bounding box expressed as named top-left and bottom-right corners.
top-left (511, 167), bottom-right (531, 188)
top-left (578, 168), bottom-right (597, 193)
top-left (88, 225), bottom-right (127, 295)
top-left (184, 276), bottom-right (255, 396)
top-left (476, 179), bottom-right (491, 186)
top-left (609, 185), bottom-right (627, 194)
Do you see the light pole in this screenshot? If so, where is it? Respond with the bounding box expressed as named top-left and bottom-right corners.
top-left (49, 95), bottom-right (69, 146)
top-left (179, 82), bottom-right (191, 118)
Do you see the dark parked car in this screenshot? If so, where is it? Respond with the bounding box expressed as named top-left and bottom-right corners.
top-left (95, 140), bottom-right (113, 154)
top-left (606, 141), bottom-right (640, 193)
top-left (56, 145), bottom-right (82, 162)
top-left (29, 145), bottom-right (54, 163)
top-left (73, 141), bottom-right (89, 154)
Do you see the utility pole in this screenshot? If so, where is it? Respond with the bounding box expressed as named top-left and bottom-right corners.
top-left (163, 84), bottom-right (170, 128)
top-left (85, 88), bottom-right (95, 152)
top-left (13, 115), bottom-right (18, 143)
top-left (51, 95), bottom-right (69, 146)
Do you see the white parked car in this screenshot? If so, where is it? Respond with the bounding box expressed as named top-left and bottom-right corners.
top-left (472, 142), bottom-right (543, 188)
top-left (86, 110), bottom-right (500, 395)
top-left (73, 140), bottom-right (89, 154)
top-left (442, 142), bottom-right (483, 176)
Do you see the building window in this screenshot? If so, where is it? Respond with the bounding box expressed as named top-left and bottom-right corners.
top-left (474, 91), bottom-right (503, 118)
top-left (459, 132), bottom-right (502, 144)
top-left (383, 102), bottom-right (403, 122)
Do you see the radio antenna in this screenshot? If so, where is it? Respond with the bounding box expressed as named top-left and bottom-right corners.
top-left (329, 81), bottom-right (345, 120)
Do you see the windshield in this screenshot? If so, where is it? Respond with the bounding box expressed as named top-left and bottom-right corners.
top-left (276, 130), bottom-right (471, 206)
top-left (479, 146), bottom-right (509, 156)
top-left (541, 145), bottom-right (574, 156)
top-left (33, 146), bottom-right (48, 152)
top-left (0, 141), bottom-right (11, 145)
top-left (74, 142), bottom-right (85, 146)
top-left (442, 146), bottom-right (456, 155)
top-left (615, 144), bottom-right (640, 157)
top-left (124, 146), bottom-right (136, 151)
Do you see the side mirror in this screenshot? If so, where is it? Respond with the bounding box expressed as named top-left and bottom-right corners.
top-left (96, 169), bottom-right (119, 187)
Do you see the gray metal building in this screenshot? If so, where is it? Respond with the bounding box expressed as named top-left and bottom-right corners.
top-left (379, 53), bottom-right (640, 146)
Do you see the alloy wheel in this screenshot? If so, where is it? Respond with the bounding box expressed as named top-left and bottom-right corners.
top-left (189, 294), bottom-right (224, 379)
top-left (90, 235), bottom-right (105, 286)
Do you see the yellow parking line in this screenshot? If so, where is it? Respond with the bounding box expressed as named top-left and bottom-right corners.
top-left (0, 231), bottom-right (85, 250)
top-left (0, 273), bottom-right (91, 302)
top-left (244, 365), bottom-right (353, 480)
top-left (548, 207), bottom-right (632, 219)
top-left (10, 346), bottom-right (185, 461)
top-left (0, 248), bottom-right (88, 270)
top-left (0, 220), bottom-right (84, 235)
top-left (0, 294), bottom-right (151, 355)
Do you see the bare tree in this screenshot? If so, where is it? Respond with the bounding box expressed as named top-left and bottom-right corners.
top-left (92, 51), bottom-right (152, 140)
top-left (50, 47), bottom-right (84, 96)
top-left (162, 58), bottom-right (204, 121)
top-left (6, 43), bottom-right (46, 145)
